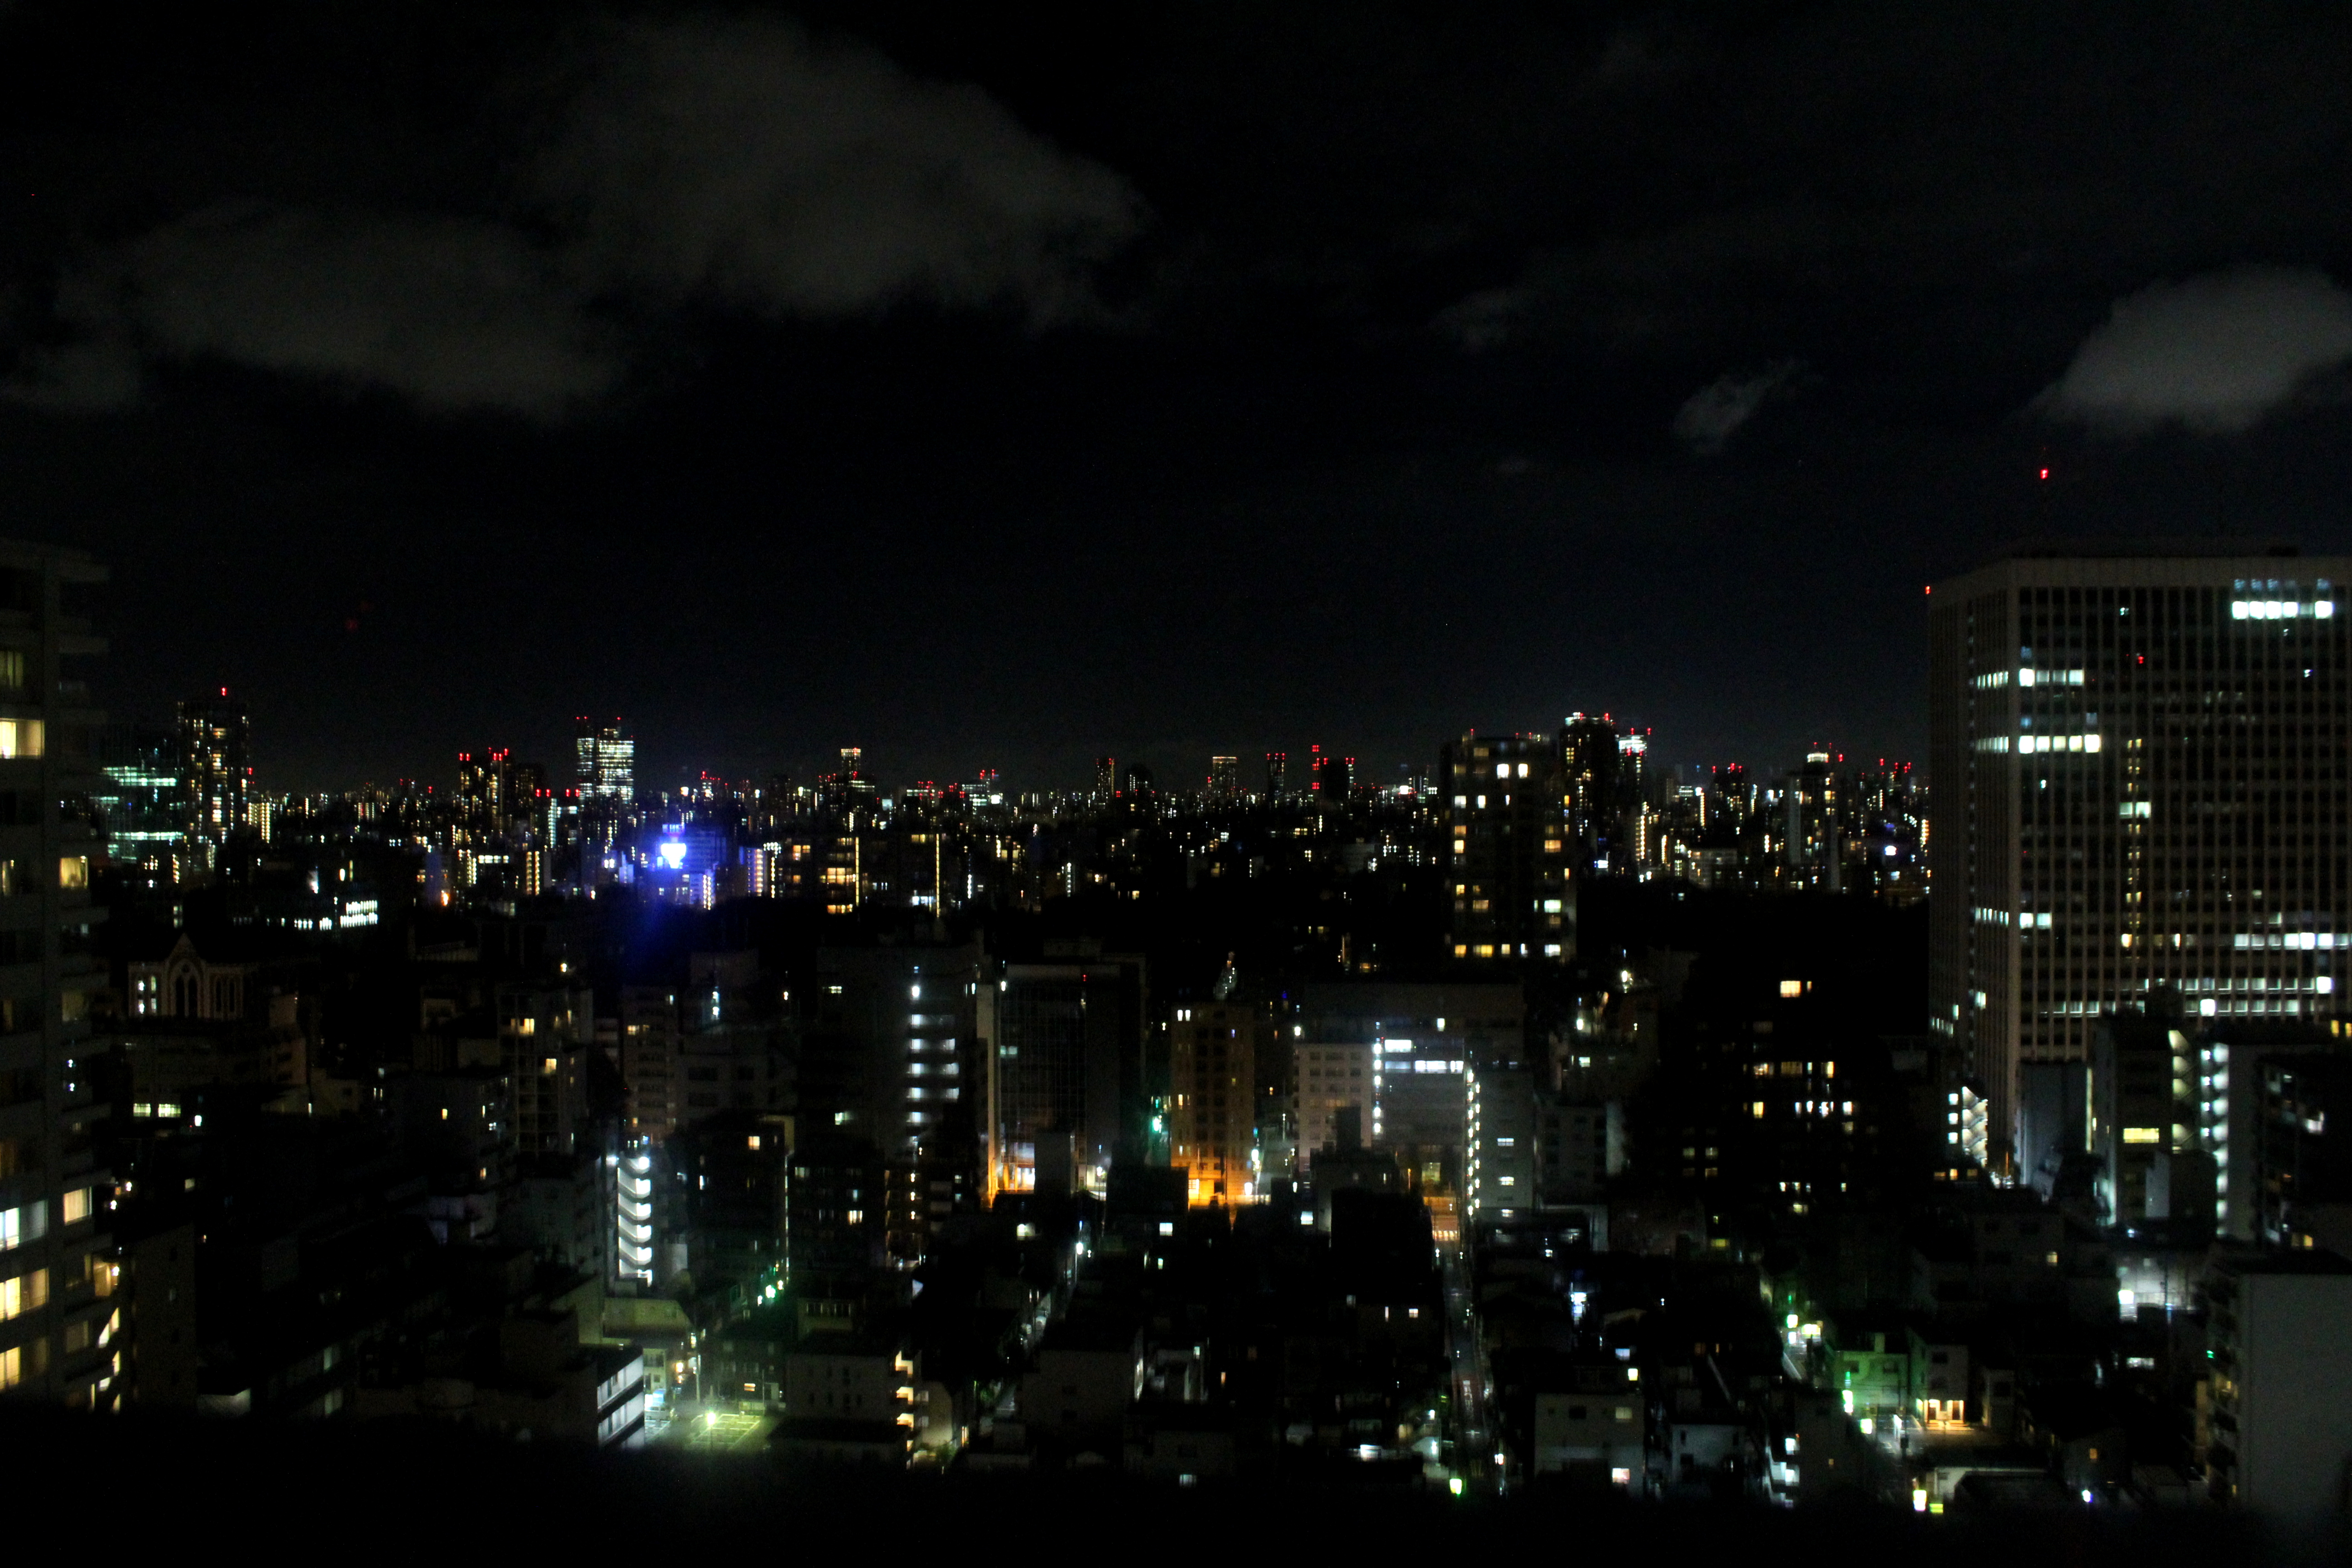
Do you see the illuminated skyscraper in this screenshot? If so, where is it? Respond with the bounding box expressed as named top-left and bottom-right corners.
top-left (0, 539), bottom-right (115, 1406)
top-left (174, 689), bottom-right (250, 879)
top-left (1440, 731), bottom-right (1573, 964)
top-left (1264, 751), bottom-right (1288, 800)
top-left (1782, 750), bottom-right (1843, 892)
top-left (93, 723), bottom-right (180, 883)
top-left (1929, 547), bottom-right (2352, 1171)
top-left (1093, 756), bottom-right (1116, 800)
top-left (1561, 713), bottom-right (1632, 877)
top-left (1207, 755), bottom-right (1240, 799)
top-left (572, 717), bottom-right (634, 801)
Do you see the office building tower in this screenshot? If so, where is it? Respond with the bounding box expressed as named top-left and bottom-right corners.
top-left (1093, 756), bottom-right (1116, 800)
top-left (982, 953), bottom-right (1144, 1195)
top-left (0, 539), bottom-right (115, 1406)
top-left (819, 746), bottom-right (875, 813)
top-left (1169, 1001), bottom-right (1261, 1204)
top-left (1782, 750), bottom-right (1844, 891)
top-left (573, 717), bottom-right (634, 800)
top-left (799, 945), bottom-right (984, 1264)
top-left (1562, 712), bottom-right (1632, 876)
top-left (456, 748), bottom-right (515, 839)
top-left (1929, 548), bottom-right (2352, 1167)
top-left (1264, 751), bottom-right (1288, 801)
top-left (1308, 745), bottom-right (1353, 807)
top-left (175, 689), bottom-right (250, 876)
top-left (1440, 731), bottom-right (1573, 963)
top-left (1619, 730), bottom-right (1656, 873)
top-left (92, 723), bottom-right (181, 882)
top-left (1207, 755), bottom-right (1240, 799)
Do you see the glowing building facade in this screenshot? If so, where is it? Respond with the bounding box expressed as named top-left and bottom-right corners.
top-left (0, 539), bottom-right (116, 1406)
top-left (1440, 731), bottom-right (1573, 963)
top-left (1169, 1001), bottom-right (1260, 1204)
top-left (174, 690), bottom-right (250, 878)
top-left (573, 717), bottom-right (634, 801)
top-left (1929, 549), bottom-right (2352, 1169)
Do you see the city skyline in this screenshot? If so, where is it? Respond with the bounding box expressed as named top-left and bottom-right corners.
top-left (11, 1), bottom-right (2352, 1511)
top-left (105, 695), bottom-right (1918, 809)
top-left (11, 7), bottom-right (2352, 789)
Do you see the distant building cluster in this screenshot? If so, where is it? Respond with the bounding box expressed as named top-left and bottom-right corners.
top-left (3, 537), bottom-right (2349, 1517)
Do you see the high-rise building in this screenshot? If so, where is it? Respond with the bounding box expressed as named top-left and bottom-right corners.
top-left (1929, 548), bottom-right (2352, 1168)
top-left (1169, 1001), bottom-right (1261, 1204)
top-left (0, 539), bottom-right (116, 1406)
top-left (1264, 751), bottom-right (1288, 800)
top-left (1308, 746), bottom-right (1354, 808)
top-left (982, 954), bottom-right (1144, 1195)
top-left (798, 945), bottom-right (984, 1265)
top-left (1207, 755), bottom-right (1240, 799)
top-left (573, 717), bottom-right (634, 800)
top-left (1439, 731), bottom-right (1573, 963)
top-left (1782, 750), bottom-right (1844, 891)
top-left (92, 723), bottom-right (181, 883)
top-left (1093, 756), bottom-right (1116, 800)
top-left (1561, 713), bottom-right (1631, 876)
top-left (175, 689), bottom-right (250, 877)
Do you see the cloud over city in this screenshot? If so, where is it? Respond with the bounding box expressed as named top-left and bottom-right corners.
top-left (5, 15), bottom-right (1143, 418)
top-left (2034, 266), bottom-right (2352, 434)
top-left (1671, 360), bottom-right (1802, 455)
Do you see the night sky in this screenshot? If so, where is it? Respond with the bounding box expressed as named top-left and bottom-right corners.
top-left (7, 2), bottom-right (2352, 793)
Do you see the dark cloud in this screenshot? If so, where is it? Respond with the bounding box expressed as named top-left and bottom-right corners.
top-left (5, 13), bottom-right (1142, 418)
top-left (8, 203), bottom-right (617, 417)
top-left (536, 16), bottom-right (1145, 324)
top-left (2033, 266), bottom-right (2352, 434)
top-left (1672, 360), bottom-right (1802, 455)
